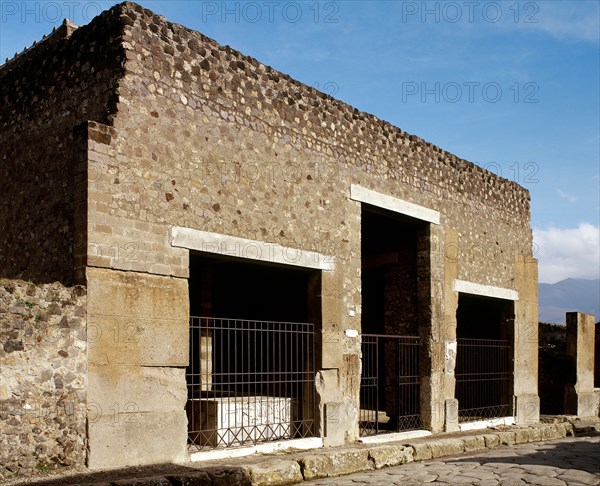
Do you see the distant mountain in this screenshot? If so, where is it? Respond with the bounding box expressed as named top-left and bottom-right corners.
top-left (538, 278), bottom-right (599, 324)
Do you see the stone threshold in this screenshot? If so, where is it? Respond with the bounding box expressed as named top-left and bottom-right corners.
top-left (10, 418), bottom-right (600, 486)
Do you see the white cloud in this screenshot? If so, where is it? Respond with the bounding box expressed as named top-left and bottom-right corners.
top-left (556, 189), bottom-right (576, 203)
top-left (533, 223), bottom-right (600, 283)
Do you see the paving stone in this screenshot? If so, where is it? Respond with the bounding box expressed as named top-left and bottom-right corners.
top-left (524, 476), bottom-right (567, 486)
top-left (521, 465), bottom-right (559, 476)
top-left (557, 474), bottom-right (600, 486)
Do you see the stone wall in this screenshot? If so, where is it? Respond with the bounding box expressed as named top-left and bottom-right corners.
top-left (0, 0), bottom-right (539, 471)
top-left (78, 1), bottom-right (537, 447)
top-left (0, 9), bottom-right (125, 284)
top-left (86, 3), bottom-right (533, 287)
top-left (0, 279), bottom-right (87, 479)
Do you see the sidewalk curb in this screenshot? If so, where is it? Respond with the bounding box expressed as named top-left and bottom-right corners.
top-left (10, 419), bottom-right (600, 486)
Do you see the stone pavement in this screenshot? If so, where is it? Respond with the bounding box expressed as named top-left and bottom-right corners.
top-left (306, 436), bottom-right (600, 485)
top-left (2, 419), bottom-right (599, 486)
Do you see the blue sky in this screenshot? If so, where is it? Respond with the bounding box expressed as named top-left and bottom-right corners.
top-left (1, 0), bottom-right (599, 283)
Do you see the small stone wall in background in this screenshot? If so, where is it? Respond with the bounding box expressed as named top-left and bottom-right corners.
top-left (0, 279), bottom-right (87, 479)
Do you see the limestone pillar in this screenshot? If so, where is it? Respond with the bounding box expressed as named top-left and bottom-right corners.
top-left (564, 312), bottom-right (598, 417)
top-left (513, 253), bottom-right (540, 425)
top-left (419, 224), bottom-right (452, 433)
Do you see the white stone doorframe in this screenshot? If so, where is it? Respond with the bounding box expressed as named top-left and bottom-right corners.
top-left (452, 280), bottom-right (519, 429)
top-left (171, 226), bottom-right (331, 453)
top-left (350, 185), bottom-right (441, 435)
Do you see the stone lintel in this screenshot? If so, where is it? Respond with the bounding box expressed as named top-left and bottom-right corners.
top-left (171, 226), bottom-right (334, 271)
top-left (350, 184), bottom-right (440, 224)
top-left (453, 280), bottom-right (519, 301)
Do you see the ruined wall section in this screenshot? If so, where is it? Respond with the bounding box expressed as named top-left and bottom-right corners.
top-left (0, 8), bottom-right (126, 283)
top-left (0, 279), bottom-right (87, 479)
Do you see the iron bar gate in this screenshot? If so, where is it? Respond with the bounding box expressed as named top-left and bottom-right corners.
top-left (187, 317), bottom-right (316, 450)
top-left (360, 334), bottom-right (420, 436)
top-left (455, 338), bottom-right (512, 422)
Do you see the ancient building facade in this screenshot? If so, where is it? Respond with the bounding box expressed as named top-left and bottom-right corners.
top-left (1, 2), bottom-right (539, 475)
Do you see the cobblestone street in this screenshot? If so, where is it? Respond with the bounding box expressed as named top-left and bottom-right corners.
top-left (306, 436), bottom-right (600, 486)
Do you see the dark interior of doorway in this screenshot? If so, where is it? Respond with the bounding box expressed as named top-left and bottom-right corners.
top-left (360, 204), bottom-right (425, 434)
top-left (455, 293), bottom-right (514, 422)
top-left (189, 252), bottom-right (319, 322)
top-left (186, 252), bottom-right (320, 448)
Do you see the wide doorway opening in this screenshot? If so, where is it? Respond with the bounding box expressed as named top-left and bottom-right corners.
top-left (360, 205), bottom-right (427, 436)
top-left (187, 252), bottom-right (320, 450)
top-left (455, 293), bottom-right (514, 423)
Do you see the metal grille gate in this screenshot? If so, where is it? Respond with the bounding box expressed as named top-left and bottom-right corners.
top-left (360, 334), bottom-right (420, 436)
top-left (455, 338), bottom-right (512, 422)
top-left (187, 317), bottom-right (316, 450)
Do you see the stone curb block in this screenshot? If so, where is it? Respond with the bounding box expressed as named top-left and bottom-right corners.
top-left (242, 460), bottom-right (303, 486)
top-left (482, 433), bottom-right (500, 448)
top-left (495, 431), bottom-right (517, 446)
top-left (367, 445), bottom-right (414, 469)
top-left (409, 443), bottom-right (432, 461)
top-left (428, 438), bottom-right (465, 459)
top-left (299, 449), bottom-right (371, 480)
top-left (514, 429), bottom-right (530, 444)
top-left (462, 435), bottom-right (486, 452)
top-left (528, 427), bottom-right (542, 442)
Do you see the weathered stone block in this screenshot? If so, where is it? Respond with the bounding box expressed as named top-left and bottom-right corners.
top-left (87, 410), bottom-right (188, 469)
top-left (428, 438), bottom-right (465, 458)
top-left (462, 435), bottom-right (486, 452)
top-left (515, 394), bottom-right (540, 425)
top-left (444, 398), bottom-right (459, 432)
top-left (528, 426), bottom-right (542, 442)
top-left (88, 365), bottom-right (186, 414)
top-left (409, 442), bottom-right (433, 461)
top-left (368, 445), bottom-right (414, 469)
top-left (514, 428), bottom-right (531, 444)
top-left (483, 434), bottom-right (500, 448)
top-left (540, 424), bottom-right (559, 440)
top-left (299, 449), bottom-right (370, 480)
top-left (298, 454), bottom-right (329, 481)
top-left (87, 267), bottom-right (188, 366)
top-left (495, 431), bottom-right (516, 446)
top-left (243, 460), bottom-right (303, 485)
